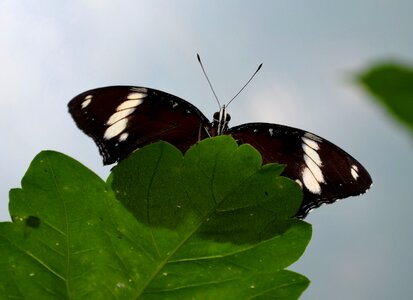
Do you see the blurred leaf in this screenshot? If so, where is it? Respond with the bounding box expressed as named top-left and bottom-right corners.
top-left (0, 137), bottom-right (311, 299)
top-left (358, 62), bottom-right (413, 134)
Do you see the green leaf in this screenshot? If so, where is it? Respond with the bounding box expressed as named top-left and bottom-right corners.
top-left (110, 136), bottom-right (310, 298)
top-left (358, 61), bottom-right (413, 134)
top-left (1, 136), bottom-right (311, 299)
top-left (1, 151), bottom-right (159, 299)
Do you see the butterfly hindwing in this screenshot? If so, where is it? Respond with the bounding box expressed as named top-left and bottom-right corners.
top-left (229, 123), bottom-right (372, 217)
top-left (68, 86), bottom-right (211, 164)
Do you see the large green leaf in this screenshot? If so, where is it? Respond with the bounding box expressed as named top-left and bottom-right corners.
top-left (358, 62), bottom-right (413, 134)
top-left (1, 151), bottom-right (156, 299)
top-left (0, 136), bottom-right (311, 299)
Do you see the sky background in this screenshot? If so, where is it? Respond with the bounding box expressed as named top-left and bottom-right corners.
top-left (1, 1), bottom-right (412, 299)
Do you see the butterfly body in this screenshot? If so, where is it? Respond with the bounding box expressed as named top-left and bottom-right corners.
top-left (68, 86), bottom-right (372, 218)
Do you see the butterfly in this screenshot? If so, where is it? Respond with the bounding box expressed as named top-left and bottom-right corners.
top-left (68, 85), bottom-right (372, 218)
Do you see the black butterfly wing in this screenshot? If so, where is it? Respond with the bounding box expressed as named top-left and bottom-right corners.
top-left (68, 86), bottom-right (211, 165)
top-left (229, 123), bottom-right (372, 218)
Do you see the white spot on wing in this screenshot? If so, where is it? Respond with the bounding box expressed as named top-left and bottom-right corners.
top-left (351, 164), bottom-right (359, 180)
top-left (268, 128), bottom-right (274, 136)
top-left (104, 119), bottom-right (128, 140)
top-left (304, 154), bottom-right (325, 183)
top-left (302, 136), bottom-right (319, 150)
top-left (130, 87), bottom-right (148, 93)
top-left (81, 95), bottom-right (93, 109)
top-left (117, 99), bottom-right (144, 111)
top-left (119, 132), bottom-right (129, 142)
top-left (304, 132), bottom-right (323, 142)
top-left (302, 144), bottom-right (322, 167)
top-left (127, 92), bottom-right (146, 100)
top-left (106, 108), bottom-right (135, 125)
top-left (302, 167), bottom-right (322, 194)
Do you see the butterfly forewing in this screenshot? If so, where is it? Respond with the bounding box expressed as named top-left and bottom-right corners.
top-left (68, 86), bottom-right (211, 164)
top-left (229, 123), bottom-right (372, 217)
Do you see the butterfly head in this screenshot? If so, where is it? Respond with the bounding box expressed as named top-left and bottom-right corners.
top-left (212, 105), bottom-right (231, 135)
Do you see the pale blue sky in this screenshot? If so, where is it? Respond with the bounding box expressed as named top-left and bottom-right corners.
top-left (1, 1), bottom-right (412, 299)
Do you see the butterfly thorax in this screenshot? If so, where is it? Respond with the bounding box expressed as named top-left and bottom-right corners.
top-left (211, 105), bottom-right (231, 136)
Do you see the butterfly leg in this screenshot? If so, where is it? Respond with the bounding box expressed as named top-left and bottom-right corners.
top-left (198, 125), bottom-right (211, 141)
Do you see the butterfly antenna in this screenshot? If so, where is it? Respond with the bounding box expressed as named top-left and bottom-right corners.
top-left (226, 63), bottom-right (263, 107)
top-left (197, 54), bottom-right (221, 107)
